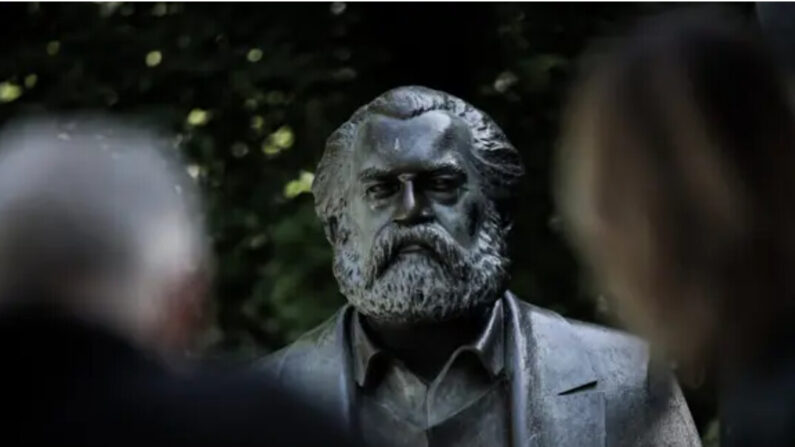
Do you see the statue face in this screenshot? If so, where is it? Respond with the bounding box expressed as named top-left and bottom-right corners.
top-left (331, 110), bottom-right (509, 324)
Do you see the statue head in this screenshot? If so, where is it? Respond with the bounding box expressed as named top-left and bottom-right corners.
top-left (313, 86), bottom-right (524, 324)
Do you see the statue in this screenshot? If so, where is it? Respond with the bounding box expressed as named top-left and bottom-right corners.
top-left (259, 86), bottom-right (700, 447)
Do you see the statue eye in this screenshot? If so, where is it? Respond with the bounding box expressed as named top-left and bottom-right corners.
top-left (366, 182), bottom-right (398, 199)
top-left (429, 176), bottom-right (461, 192)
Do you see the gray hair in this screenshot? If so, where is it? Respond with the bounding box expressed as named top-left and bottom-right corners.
top-left (312, 86), bottom-right (525, 244)
top-left (0, 115), bottom-right (208, 308)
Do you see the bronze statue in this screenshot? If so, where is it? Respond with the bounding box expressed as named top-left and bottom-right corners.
top-left (259, 86), bottom-right (700, 447)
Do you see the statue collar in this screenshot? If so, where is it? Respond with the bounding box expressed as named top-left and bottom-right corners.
top-left (349, 299), bottom-right (505, 388)
top-left (333, 293), bottom-right (604, 446)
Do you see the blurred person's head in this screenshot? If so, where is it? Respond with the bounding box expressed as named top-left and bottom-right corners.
top-left (0, 115), bottom-right (210, 355)
top-left (313, 86), bottom-right (524, 325)
top-left (556, 8), bottom-right (795, 366)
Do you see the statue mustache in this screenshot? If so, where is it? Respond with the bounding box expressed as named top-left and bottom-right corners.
top-left (365, 225), bottom-right (468, 288)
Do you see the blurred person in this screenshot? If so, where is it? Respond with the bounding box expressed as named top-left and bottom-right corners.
top-left (757, 2), bottom-right (795, 74)
top-left (0, 115), bottom-right (354, 446)
top-left (557, 8), bottom-right (795, 446)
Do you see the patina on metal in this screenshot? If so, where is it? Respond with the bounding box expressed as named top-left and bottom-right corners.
top-left (259, 86), bottom-right (701, 447)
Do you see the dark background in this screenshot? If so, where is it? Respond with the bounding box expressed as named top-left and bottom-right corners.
top-left (0, 2), bottom-right (759, 442)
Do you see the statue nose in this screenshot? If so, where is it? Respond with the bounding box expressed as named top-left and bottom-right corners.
top-left (393, 179), bottom-right (432, 225)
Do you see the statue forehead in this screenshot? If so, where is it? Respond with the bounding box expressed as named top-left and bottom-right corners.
top-left (351, 110), bottom-right (473, 169)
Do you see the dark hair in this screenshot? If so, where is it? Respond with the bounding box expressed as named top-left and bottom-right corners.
top-left (312, 86), bottom-right (525, 244)
top-left (557, 7), bottom-right (795, 361)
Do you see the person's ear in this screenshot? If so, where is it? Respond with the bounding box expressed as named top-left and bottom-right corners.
top-left (158, 270), bottom-right (210, 355)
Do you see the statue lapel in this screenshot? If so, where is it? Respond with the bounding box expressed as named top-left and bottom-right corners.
top-left (335, 305), bottom-right (358, 434)
top-left (505, 293), bottom-right (606, 447)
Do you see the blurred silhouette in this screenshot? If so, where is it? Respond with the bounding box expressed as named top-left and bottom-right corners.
top-left (757, 2), bottom-right (795, 73)
top-left (557, 8), bottom-right (795, 446)
top-left (0, 116), bottom-right (354, 446)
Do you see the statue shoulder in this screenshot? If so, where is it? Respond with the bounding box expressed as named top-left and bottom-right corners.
top-left (562, 315), bottom-right (700, 445)
top-left (563, 317), bottom-right (651, 387)
top-left (255, 308), bottom-right (345, 378)
top-left (513, 298), bottom-right (650, 387)
top-left (253, 307), bottom-right (354, 417)
top-left (560, 316), bottom-right (700, 444)
top-left (515, 300), bottom-right (699, 445)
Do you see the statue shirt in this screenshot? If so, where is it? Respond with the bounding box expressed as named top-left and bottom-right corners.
top-left (350, 300), bottom-right (509, 447)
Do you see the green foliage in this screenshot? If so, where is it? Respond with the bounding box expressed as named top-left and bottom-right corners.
top-left (0, 2), bottom-right (667, 350)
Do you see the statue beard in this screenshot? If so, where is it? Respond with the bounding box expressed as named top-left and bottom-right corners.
top-left (331, 203), bottom-right (510, 324)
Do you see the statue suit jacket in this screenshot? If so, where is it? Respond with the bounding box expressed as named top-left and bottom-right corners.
top-left (260, 293), bottom-right (701, 447)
